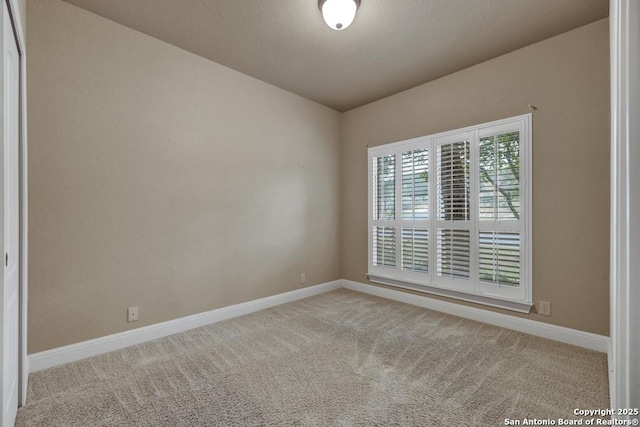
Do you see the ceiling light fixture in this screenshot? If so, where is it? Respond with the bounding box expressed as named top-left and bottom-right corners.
top-left (318, 0), bottom-right (360, 31)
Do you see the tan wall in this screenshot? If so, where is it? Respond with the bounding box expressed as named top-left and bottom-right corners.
top-left (27, 0), bottom-right (342, 353)
top-left (341, 19), bottom-right (610, 336)
top-left (18, 0), bottom-right (26, 33)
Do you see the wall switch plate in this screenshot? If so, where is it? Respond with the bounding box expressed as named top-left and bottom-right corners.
top-left (128, 306), bottom-right (139, 322)
top-left (300, 273), bottom-right (306, 284)
top-left (538, 301), bottom-right (551, 316)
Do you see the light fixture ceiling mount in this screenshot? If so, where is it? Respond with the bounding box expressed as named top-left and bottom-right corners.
top-left (318, 0), bottom-right (361, 31)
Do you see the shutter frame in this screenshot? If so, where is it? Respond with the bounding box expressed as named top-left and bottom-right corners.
top-left (368, 114), bottom-right (532, 309)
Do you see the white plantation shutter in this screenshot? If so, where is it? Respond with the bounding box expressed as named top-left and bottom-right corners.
top-left (402, 149), bottom-right (429, 220)
top-left (373, 154), bottom-right (395, 221)
top-left (435, 137), bottom-right (472, 289)
top-left (400, 148), bottom-right (431, 277)
top-left (402, 228), bottom-right (428, 273)
top-left (373, 226), bottom-right (396, 268)
top-left (479, 132), bottom-right (520, 221)
top-left (476, 123), bottom-right (525, 300)
top-left (368, 115), bottom-right (531, 311)
top-left (437, 141), bottom-right (470, 221)
top-left (436, 229), bottom-right (470, 279)
top-left (371, 153), bottom-right (397, 270)
top-left (478, 231), bottom-right (520, 286)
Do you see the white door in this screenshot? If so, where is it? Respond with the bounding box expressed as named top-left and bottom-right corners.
top-left (2, 1), bottom-right (19, 425)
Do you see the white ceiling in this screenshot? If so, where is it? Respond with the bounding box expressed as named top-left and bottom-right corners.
top-left (61, 0), bottom-right (609, 112)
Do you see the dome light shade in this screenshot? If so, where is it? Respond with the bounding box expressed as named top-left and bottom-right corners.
top-left (318, 0), bottom-right (360, 31)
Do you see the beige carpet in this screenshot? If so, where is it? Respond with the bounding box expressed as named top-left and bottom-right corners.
top-left (17, 289), bottom-right (609, 426)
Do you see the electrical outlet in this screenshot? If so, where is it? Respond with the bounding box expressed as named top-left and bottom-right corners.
top-left (127, 306), bottom-right (139, 322)
top-left (538, 301), bottom-right (551, 316)
top-left (300, 273), bottom-right (306, 284)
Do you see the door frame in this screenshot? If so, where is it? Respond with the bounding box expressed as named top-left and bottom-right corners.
top-left (609, 0), bottom-right (639, 414)
top-left (2, 0), bottom-right (27, 408)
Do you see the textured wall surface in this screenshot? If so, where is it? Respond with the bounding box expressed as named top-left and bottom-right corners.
top-left (341, 19), bottom-right (610, 335)
top-left (28, 0), bottom-right (341, 352)
top-left (17, 0), bottom-right (26, 33)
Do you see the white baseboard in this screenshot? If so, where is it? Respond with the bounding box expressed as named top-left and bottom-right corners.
top-left (343, 280), bottom-right (610, 353)
top-left (29, 278), bottom-right (609, 373)
top-left (28, 280), bottom-right (342, 372)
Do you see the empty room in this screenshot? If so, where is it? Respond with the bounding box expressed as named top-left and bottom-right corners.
top-left (0, 0), bottom-right (637, 425)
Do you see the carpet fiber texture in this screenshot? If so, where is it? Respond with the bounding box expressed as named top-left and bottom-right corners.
top-left (17, 289), bottom-right (609, 426)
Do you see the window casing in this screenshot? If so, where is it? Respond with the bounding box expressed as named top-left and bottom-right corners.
top-left (368, 114), bottom-right (532, 312)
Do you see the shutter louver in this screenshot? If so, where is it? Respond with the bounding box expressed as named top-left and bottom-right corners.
top-left (373, 226), bottom-right (396, 268)
top-left (479, 231), bottom-right (520, 286)
top-left (479, 132), bottom-right (520, 221)
top-left (373, 154), bottom-right (395, 221)
top-left (402, 149), bottom-right (429, 220)
top-left (402, 228), bottom-right (428, 273)
top-left (437, 229), bottom-right (470, 279)
top-left (437, 141), bottom-right (470, 221)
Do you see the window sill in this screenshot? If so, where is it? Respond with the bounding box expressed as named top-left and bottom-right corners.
top-left (367, 274), bottom-right (533, 314)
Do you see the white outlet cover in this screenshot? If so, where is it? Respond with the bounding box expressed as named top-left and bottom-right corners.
top-left (539, 301), bottom-right (551, 316)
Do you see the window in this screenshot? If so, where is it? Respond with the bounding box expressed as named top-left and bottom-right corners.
top-left (368, 114), bottom-right (532, 312)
